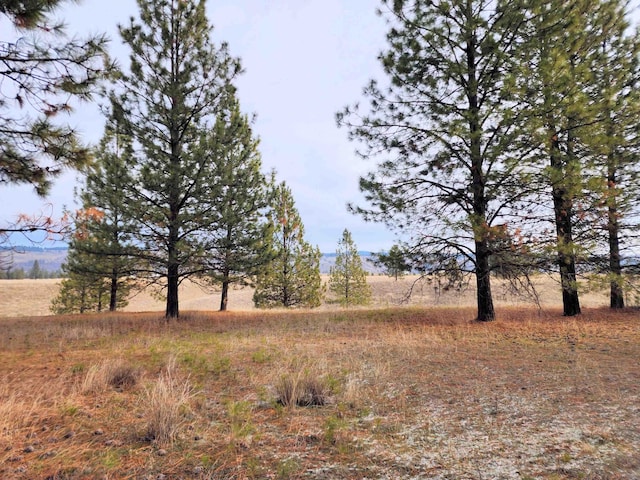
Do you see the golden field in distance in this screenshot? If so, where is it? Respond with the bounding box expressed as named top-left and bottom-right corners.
top-left (0, 274), bottom-right (614, 317)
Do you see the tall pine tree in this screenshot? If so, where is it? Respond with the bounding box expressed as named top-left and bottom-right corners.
top-left (253, 182), bottom-right (323, 309)
top-left (338, 0), bottom-right (530, 321)
top-left (508, 0), bottom-right (640, 315)
top-left (587, 0), bottom-right (640, 308)
top-left (201, 100), bottom-right (273, 311)
top-left (111, 0), bottom-right (241, 318)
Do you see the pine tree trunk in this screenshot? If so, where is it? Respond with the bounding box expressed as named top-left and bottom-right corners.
top-left (166, 263), bottom-right (179, 319)
top-left (466, 16), bottom-right (495, 323)
top-left (475, 240), bottom-right (495, 321)
top-left (550, 133), bottom-right (581, 317)
top-left (606, 119), bottom-right (625, 309)
top-left (220, 267), bottom-right (230, 312)
top-left (166, 227), bottom-right (180, 319)
top-left (608, 175), bottom-right (624, 309)
top-left (109, 268), bottom-right (118, 312)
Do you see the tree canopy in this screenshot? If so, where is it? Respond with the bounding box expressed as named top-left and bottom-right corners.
top-left (0, 0), bottom-right (109, 195)
top-left (253, 182), bottom-right (323, 309)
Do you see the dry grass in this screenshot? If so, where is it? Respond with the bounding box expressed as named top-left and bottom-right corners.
top-left (0, 273), bottom-right (626, 319)
top-left (0, 306), bottom-right (638, 479)
top-left (142, 357), bottom-right (194, 446)
top-left (78, 359), bottom-right (141, 395)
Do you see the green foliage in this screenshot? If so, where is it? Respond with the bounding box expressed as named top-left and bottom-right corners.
top-left (201, 100), bottom-right (274, 311)
top-left (340, 0), bottom-right (640, 316)
top-left (0, 0), bottom-right (109, 196)
top-left (111, 0), bottom-right (242, 318)
top-left (328, 229), bottom-right (371, 307)
top-left (67, 122), bottom-right (139, 312)
top-left (504, 0), bottom-right (640, 314)
top-left (50, 201), bottom-right (133, 315)
top-left (372, 244), bottom-right (411, 281)
top-left (226, 400), bottom-right (255, 441)
top-left (337, 0), bottom-right (532, 321)
top-left (28, 260), bottom-right (42, 279)
top-left (253, 182), bottom-right (323, 309)
top-left (50, 274), bottom-right (107, 315)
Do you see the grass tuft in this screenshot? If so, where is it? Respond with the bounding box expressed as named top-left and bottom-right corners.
top-left (276, 370), bottom-right (329, 407)
top-left (143, 357), bottom-right (194, 445)
top-left (79, 359), bottom-right (141, 394)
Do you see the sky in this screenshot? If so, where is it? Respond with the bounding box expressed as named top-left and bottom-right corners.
top-left (0, 0), bottom-right (398, 253)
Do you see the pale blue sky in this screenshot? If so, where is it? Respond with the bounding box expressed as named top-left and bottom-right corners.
top-left (0, 0), bottom-right (397, 253)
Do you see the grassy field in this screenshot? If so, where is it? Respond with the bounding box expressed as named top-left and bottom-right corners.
top-left (0, 274), bottom-right (615, 318)
top-left (0, 278), bottom-right (638, 479)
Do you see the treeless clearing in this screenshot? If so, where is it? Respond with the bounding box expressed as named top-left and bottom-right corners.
top-left (0, 307), bottom-right (638, 479)
top-left (0, 274), bottom-right (615, 318)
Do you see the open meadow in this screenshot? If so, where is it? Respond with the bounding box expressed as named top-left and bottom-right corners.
top-left (0, 278), bottom-right (639, 479)
top-left (0, 274), bottom-right (615, 318)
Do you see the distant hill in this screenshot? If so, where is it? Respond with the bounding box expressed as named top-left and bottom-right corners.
top-left (2, 247), bottom-right (382, 275)
top-left (320, 251), bottom-right (382, 274)
top-left (1, 246), bottom-right (67, 273)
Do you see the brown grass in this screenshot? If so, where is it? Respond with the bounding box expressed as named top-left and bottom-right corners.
top-left (0, 306), bottom-right (638, 479)
top-left (0, 273), bottom-right (619, 319)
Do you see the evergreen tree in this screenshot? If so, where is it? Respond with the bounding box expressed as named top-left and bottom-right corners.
top-left (338, 0), bottom-right (530, 321)
top-left (10, 268), bottom-right (25, 280)
top-left (202, 101), bottom-right (273, 311)
top-left (0, 0), bottom-right (109, 195)
top-left (253, 182), bottom-right (323, 309)
top-left (328, 229), bottom-right (371, 306)
top-left (372, 244), bottom-right (411, 281)
top-left (51, 208), bottom-right (131, 314)
top-left (51, 267), bottom-right (110, 314)
top-left (508, 0), bottom-right (638, 315)
top-left (74, 122), bottom-right (138, 311)
top-left (587, 0), bottom-right (640, 308)
top-left (111, 0), bottom-right (241, 319)
top-left (28, 260), bottom-right (42, 279)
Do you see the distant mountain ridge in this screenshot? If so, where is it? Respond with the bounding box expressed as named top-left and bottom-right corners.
top-left (2, 247), bottom-right (382, 275)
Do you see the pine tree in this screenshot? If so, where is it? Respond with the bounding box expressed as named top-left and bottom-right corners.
top-left (111, 0), bottom-right (241, 318)
top-left (73, 122), bottom-right (138, 311)
top-left (0, 0), bottom-right (109, 195)
top-left (28, 260), bottom-right (42, 279)
top-left (373, 244), bottom-right (411, 281)
top-left (51, 265), bottom-right (110, 315)
top-left (338, 0), bottom-right (531, 321)
top-left (51, 212), bottom-right (128, 314)
top-left (253, 183), bottom-right (323, 309)
top-left (201, 100), bottom-right (273, 311)
top-left (328, 229), bottom-right (371, 306)
top-left (508, 0), bottom-right (638, 315)
top-left (587, 0), bottom-right (640, 308)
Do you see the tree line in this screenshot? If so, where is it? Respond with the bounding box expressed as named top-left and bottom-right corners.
top-left (0, 260), bottom-right (61, 280)
top-left (40, 0), bottom-right (375, 316)
top-left (3, 0), bottom-right (639, 320)
top-left (338, 0), bottom-right (640, 320)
